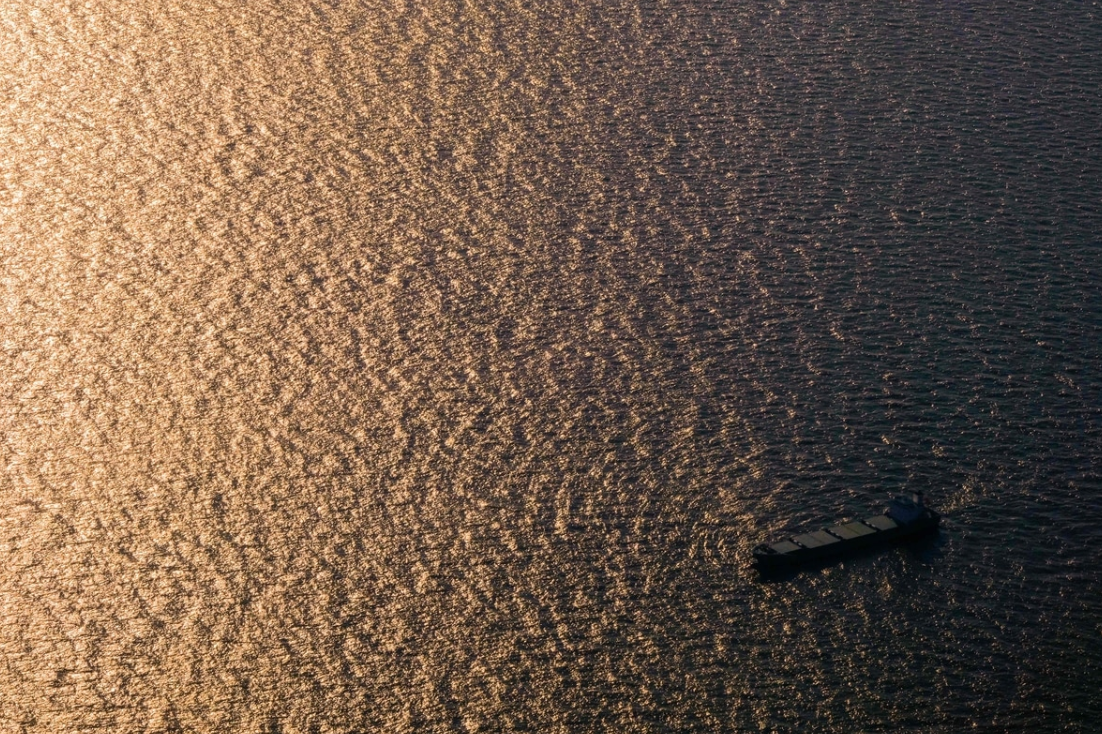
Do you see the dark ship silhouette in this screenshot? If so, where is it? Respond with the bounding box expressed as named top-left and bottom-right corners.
top-left (753, 492), bottom-right (940, 572)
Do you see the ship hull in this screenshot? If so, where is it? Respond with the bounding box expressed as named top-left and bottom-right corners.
top-left (753, 508), bottom-right (940, 572)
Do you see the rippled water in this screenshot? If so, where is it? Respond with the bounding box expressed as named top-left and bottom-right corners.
top-left (2, 1), bottom-right (1101, 731)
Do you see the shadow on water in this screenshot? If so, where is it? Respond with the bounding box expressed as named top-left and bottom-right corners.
top-left (753, 529), bottom-right (945, 584)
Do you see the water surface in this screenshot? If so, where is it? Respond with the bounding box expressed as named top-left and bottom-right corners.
top-left (2, 1), bottom-right (1100, 731)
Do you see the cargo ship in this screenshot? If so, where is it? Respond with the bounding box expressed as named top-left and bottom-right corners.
top-left (752, 492), bottom-right (940, 571)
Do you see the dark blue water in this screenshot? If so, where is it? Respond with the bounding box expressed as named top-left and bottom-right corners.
top-left (1, 0), bottom-right (1100, 730)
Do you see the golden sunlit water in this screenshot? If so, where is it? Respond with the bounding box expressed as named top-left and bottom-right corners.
top-left (2, 1), bottom-right (1101, 731)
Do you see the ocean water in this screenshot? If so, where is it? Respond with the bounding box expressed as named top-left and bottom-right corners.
top-left (2, 0), bottom-right (1101, 731)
